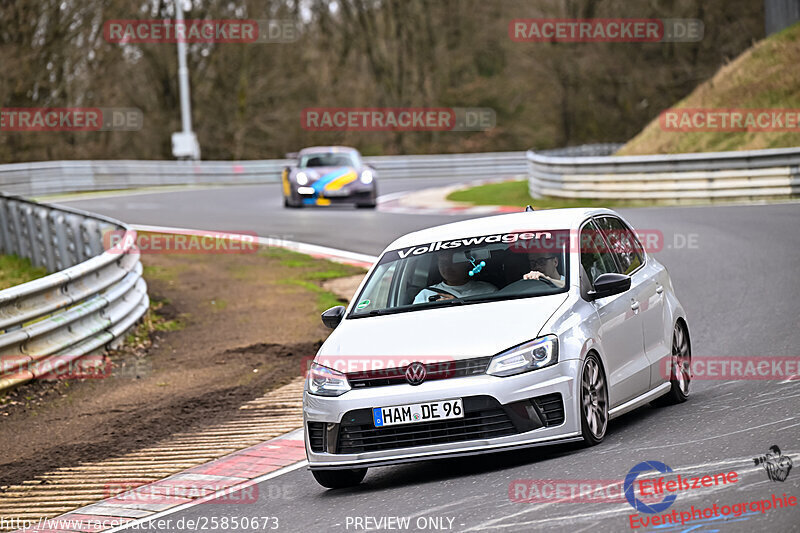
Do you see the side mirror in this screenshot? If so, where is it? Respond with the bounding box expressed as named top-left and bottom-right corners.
top-left (587, 273), bottom-right (631, 301)
top-left (321, 305), bottom-right (346, 329)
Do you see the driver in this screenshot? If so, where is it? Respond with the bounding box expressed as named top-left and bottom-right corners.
top-left (414, 250), bottom-right (497, 303)
top-left (523, 252), bottom-right (566, 288)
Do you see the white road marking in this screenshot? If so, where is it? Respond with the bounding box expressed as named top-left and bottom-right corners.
top-left (597, 418), bottom-right (796, 455)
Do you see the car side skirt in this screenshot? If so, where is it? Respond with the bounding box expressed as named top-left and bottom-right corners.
top-left (608, 382), bottom-right (671, 420)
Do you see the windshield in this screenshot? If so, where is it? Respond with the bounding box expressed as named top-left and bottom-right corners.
top-left (351, 230), bottom-right (569, 317)
top-left (299, 152), bottom-right (358, 168)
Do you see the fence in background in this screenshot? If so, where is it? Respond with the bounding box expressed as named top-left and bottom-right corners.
top-left (0, 152), bottom-right (529, 197)
top-left (0, 193), bottom-right (148, 392)
top-left (527, 145), bottom-right (800, 202)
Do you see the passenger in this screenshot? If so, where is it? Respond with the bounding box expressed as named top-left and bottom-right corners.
top-left (414, 251), bottom-right (497, 303)
top-left (523, 252), bottom-right (566, 288)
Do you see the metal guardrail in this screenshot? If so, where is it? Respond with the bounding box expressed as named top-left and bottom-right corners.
top-left (0, 152), bottom-right (529, 197)
top-left (0, 193), bottom-right (148, 392)
top-left (528, 145), bottom-right (800, 201)
top-left (365, 152), bottom-right (527, 180)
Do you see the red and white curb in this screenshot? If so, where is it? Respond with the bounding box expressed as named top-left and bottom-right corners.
top-left (15, 431), bottom-right (308, 533)
top-left (377, 177), bottom-right (522, 216)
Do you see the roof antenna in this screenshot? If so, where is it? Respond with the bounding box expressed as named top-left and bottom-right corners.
top-left (525, 205), bottom-right (534, 212)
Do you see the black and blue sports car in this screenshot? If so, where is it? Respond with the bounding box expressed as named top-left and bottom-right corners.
top-left (282, 146), bottom-right (377, 208)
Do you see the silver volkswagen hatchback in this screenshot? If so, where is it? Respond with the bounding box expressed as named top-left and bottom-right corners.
top-left (304, 208), bottom-right (691, 488)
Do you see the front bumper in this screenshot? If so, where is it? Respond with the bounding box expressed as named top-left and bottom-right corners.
top-left (295, 183), bottom-right (375, 205)
top-left (303, 359), bottom-right (581, 469)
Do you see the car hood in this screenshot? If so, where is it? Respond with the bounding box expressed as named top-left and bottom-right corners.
top-left (317, 293), bottom-right (569, 367)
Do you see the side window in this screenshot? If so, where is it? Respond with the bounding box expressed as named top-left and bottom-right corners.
top-left (580, 220), bottom-right (618, 284)
top-left (595, 217), bottom-right (644, 275)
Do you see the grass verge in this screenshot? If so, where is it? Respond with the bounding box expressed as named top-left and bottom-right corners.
top-left (258, 247), bottom-right (366, 312)
top-left (619, 22), bottom-right (800, 155)
top-left (0, 254), bottom-right (48, 290)
top-left (447, 180), bottom-right (655, 209)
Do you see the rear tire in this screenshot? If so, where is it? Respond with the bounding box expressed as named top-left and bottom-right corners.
top-left (579, 353), bottom-right (608, 446)
top-left (651, 321), bottom-right (691, 406)
top-left (312, 468), bottom-right (367, 489)
top-left (356, 202), bottom-right (376, 209)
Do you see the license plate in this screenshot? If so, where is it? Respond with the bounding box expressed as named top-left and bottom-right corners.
top-left (322, 189), bottom-right (349, 197)
top-left (373, 399), bottom-right (463, 427)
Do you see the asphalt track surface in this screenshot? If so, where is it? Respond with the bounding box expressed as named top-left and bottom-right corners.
top-left (59, 181), bottom-right (800, 532)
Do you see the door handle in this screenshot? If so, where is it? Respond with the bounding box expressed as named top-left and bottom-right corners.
top-left (631, 301), bottom-right (640, 311)
top-left (656, 285), bottom-right (664, 295)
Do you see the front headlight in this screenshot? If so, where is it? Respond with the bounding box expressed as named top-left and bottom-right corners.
top-left (296, 171), bottom-right (309, 185)
top-left (486, 335), bottom-right (558, 377)
top-left (307, 362), bottom-right (351, 396)
top-left (360, 169), bottom-right (373, 184)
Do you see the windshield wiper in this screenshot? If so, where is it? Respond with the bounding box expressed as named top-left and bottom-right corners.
top-left (360, 298), bottom-right (464, 317)
top-left (424, 297), bottom-right (465, 308)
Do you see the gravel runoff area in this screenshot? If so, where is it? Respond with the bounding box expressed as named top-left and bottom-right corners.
top-left (0, 246), bottom-right (365, 489)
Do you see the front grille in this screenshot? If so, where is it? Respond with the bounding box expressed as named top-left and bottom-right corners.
top-left (307, 422), bottom-right (325, 452)
top-left (347, 357), bottom-right (492, 389)
top-left (336, 396), bottom-right (518, 454)
top-left (532, 393), bottom-right (565, 426)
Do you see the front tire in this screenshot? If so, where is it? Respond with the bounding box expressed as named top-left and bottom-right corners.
top-left (355, 187), bottom-right (377, 208)
top-left (284, 196), bottom-right (300, 208)
top-left (580, 354), bottom-right (608, 446)
top-left (312, 468), bottom-right (367, 489)
top-left (652, 321), bottom-right (691, 406)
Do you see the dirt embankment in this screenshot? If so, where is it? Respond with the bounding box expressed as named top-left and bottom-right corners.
top-left (0, 248), bottom-right (363, 488)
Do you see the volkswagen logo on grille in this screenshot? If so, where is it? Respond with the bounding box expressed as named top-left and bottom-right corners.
top-left (405, 362), bottom-right (427, 386)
